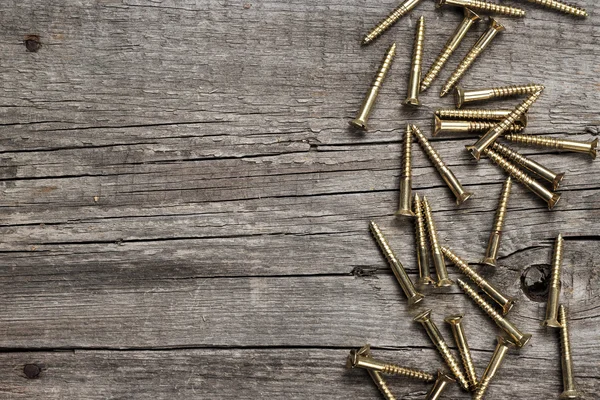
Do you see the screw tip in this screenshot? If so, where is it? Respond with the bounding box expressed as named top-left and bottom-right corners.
top-left (440, 86), bottom-right (451, 98)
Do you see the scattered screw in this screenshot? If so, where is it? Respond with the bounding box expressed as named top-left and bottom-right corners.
top-left (454, 83), bottom-right (544, 108)
top-left (481, 177), bottom-right (513, 267)
top-left (362, 0), bottom-right (424, 45)
top-left (404, 16), bottom-right (425, 106)
top-left (542, 234), bottom-right (564, 328)
top-left (445, 315), bottom-right (478, 390)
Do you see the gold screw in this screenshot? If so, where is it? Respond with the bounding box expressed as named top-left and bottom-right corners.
top-left (350, 43), bottom-right (397, 131)
top-left (347, 345), bottom-right (398, 400)
top-left (369, 221), bottom-right (424, 305)
top-left (404, 16), bottom-right (425, 106)
top-left (433, 116), bottom-right (524, 136)
top-left (414, 309), bottom-right (470, 391)
top-left (472, 336), bottom-right (516, 400)
top-left (483, 148), bottom-right (561, 210)
top-left (444, 315), bottom-right (478, 391)
top-left (440, 18), bottom-right (505, 97)
top-left (438, 0), bottom-right (526, 17)
top-left (526, 0), bottom-right (588, 18)
top-left (421, 8), bottom-right (480, 92)
top-left (543, 234), bottom-right (564, 328)
top-left (425, 370), bottom-right (456, 400)
top-left (412, 124), bottom-right (473, 205)
top-left (435, 108), bottom-right (528, 125)
top-left (396, 124), bottom-right (415, 217)
top-left (481, 177), bottom-right (513, 267)
top-left (362, 0), bottom-right (424, 45)
top-left (466, 90), bottom-right (543, 160)
top-left (422, 197), bottom-right (454, 287)
top-left (457, 279), bottom-right (532, 347)
top-left (414, 194), bottom-right (435, 286)
top-left (347, 344), bottom-right (436, 381)
top-left (491, 142), bottom-right (565, 191)
top-left (504, 134), bottom-right (598, 160)
top-left (454, 83), bottom-right (544, 108)
top-left (558, 305), bottom-right (584, 399)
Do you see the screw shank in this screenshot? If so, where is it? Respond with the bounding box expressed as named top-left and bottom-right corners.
top-left (367, 370), bottom-right (397, 400)
top-left (559, 305), bottom-right (578, 393)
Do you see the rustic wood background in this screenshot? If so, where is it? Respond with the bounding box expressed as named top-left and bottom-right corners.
top-left (0, 0), bottom-right (598, 398)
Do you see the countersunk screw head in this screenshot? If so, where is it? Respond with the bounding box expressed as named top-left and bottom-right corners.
top-left (559, 390), bottom-right (585, 400)
top-left (346, 344), bottom-right (372, 368)
top-left (444, 314), bottom-right (463, 325)
top-left (554, 173), bottom-right (566, 192)
top-left (349, 118), bottom-right (368, 131)
top-left (455, 86), bottom-right (465, 108)
top-left (414, 308), bottom-right (432, 323)
top-left (590, 138), bottom-right (598, 160)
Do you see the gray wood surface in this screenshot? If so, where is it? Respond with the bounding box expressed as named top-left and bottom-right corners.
top-left (0, 0), bottom-right (598, 398)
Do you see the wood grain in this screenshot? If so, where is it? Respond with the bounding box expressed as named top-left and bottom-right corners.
top-left (0, 0), bottom-right (598, 398)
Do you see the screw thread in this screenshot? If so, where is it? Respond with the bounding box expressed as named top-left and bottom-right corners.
top-left (412, 125), bottom-right (447, 170)
top-left (504, 133), bottom-right (563, 149)
top-left (369, 371), bottom-right (397, 400)
top-left (413, 17), bottom-right (425, 65)
top-left (435, 109), bottom-right (507, 120)
top-left (381, 364), bottom-right (436, 381)
top-left (493, 177), bottom-right (512, 232)
top-left (527, 0), bottom-right (588, 17)
top-left (441, 247), bottom-right (484, 287)
top-left (437, 340), bottom-right (470, 390)
top-left (414, 196), bottom-right (428, 249)
top-left (491, 83), bottom-right (544, 97)
top-left (421, 45), bottom-right (453, 91)
top-left (421, 198), bottom-right (440, 250)
top-left (467, 121), bottom-right (524, 133)
top-left (372, 44), bottom-right (397, 89)
top-left (458, 279), bottom-right (503, 321)
top-left (484, 148), bottom-right (537, 188)
top-left (467, 0), bottom-right (526, 16)
top-left (558, 305), bottom-right (571, 360)
top-left (550, 235), bottom-right (564, 289)
top-left (442, 47), bottom-right (481, 95)
top-left (490, 142), bottom-right (528, 168)
top-left (401, 125), bottom-right (413, 178)
top-left (487, 90), bottom-right (541, 137)
top-left (472, 377), bottom-right (491, 400)
top-left (369, 221), bottom-right (399, 265)
top-left (363, 0), bottom-right (422, 44)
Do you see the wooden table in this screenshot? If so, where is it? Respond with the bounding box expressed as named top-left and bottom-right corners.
top-left (0, 1), bottom-right (598, 398)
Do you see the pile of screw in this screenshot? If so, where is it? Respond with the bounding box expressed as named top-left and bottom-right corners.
top-left (346, 0), bottom-right (592, 399)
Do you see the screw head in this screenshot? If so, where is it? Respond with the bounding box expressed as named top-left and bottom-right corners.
top-left (590, 138), bottom-right (597, 160)
top-left (414, 309), bottom-right (432, 323)
top-left (489, 18), bottom-right (506, 32)
top-left (480, 257), bottom-right (497, 267)
top-left (542, 318), bottom-right (562, 328)
top-left (548, 193), bottom-right (562, 210)
top-left (463, 7), bottom-right (481, 22)
top-left (349, 118), bottom-right (368, 131)
top-left (436, 278), bottom-right (455, 287)
top-left (559, 390), bottom-right (585, 399)
top-left (433, 115), bottom-right (442, 137)
top-left (454, 86), bottom-right (465, 108)
top-left (553, 173), bottom-right (565, 191)
top-left (444, 314), bottom-right (463, 325)
top-left (456, 192), bottom-right (474, 206)
top-left (404, 97), bottom-right (421, 107)
top-left (502, 298), bottom-right (518, 315)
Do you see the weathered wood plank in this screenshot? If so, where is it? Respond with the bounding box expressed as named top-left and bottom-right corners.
top-left (0, 0), bottom-right (598, 398)
top-left (0, 347), bottom-right (598, 399)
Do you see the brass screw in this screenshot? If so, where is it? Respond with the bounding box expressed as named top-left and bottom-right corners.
top-left (404, 16), bottom-right (425, 106)
top-left (440, 18), bottom-right (505, 97)
top-left (444, 315), bottom-right (478, 391)
top-left (362, 0), bottom-right (424, 45)
top-left (421, 8), bottom-right (480, 92)
top-left (483, 148), bottom-right (561, 210)
top-left (435, 108), bottom-right (528, 125)
top-left (438, 0), bottom-right (526, 17)
top-left (466, 90), bottom-right (543, 160)
top-left (422, 197), bottom-right (454, 287)
top-left (369, 221), bottom-right (424, 305)
top-left (558, 305), bottom-right (584, 399)
top-left (414, 193), bottom-right (435, 286)
top-left (443, 247), bottom-right (517, 315)
top-left (543, 234), bottom-right (564, 328)
top-left (425, 370), bottom-right (456, 400)
top-left (350, 43), bottom-right (397, 131)
top-left (433, 116), bottom-right (524, 136)
top-left (504, 134), bottom-right (598, 160)
top-left (491, 142), bottom-right (565, 191)
top-left (472, 336), bottom-right (516, 400)
top-left (413, 124), bottom-right (473, 205)
top-left (347, 345), bottom-right (398, 400)
top-left (455, 83), bottom-right (544, 108)
top-left (457, 279), bottom-right (532, 347)
top-left (347, 344), bottom-right (436, 381)
top-left (414, 309), bottom-right (470, 391)
top-left (526, 0), bottom-right (588, 18)
top-left (396, 124), bottom-right (415, 217)
top-left (481, 177), bottom-right (513, 267)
